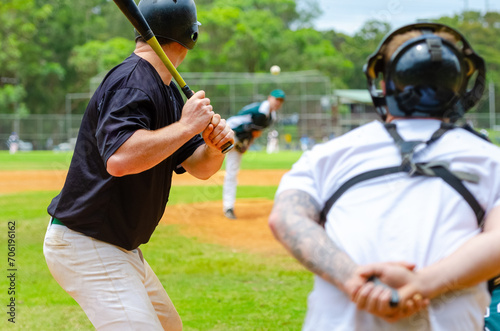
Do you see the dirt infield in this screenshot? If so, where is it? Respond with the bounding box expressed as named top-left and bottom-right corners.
top-left (0, 170), bottom-right (68, 194)
top-left (2, 169), bottom-right (289, 255)
top-left (0, 169), bottom-right (287, 194)
top-left (160, 199), bottom-right (287, 255)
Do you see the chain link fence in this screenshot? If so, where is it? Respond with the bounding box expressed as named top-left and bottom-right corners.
top-left (0, 72), bottom-right (498, 150)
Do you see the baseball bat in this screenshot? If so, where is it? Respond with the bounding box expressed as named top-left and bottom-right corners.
top-left (368, 276), bottom-right (400, 307)
top-left (113, 0), bottom-right (233, 154)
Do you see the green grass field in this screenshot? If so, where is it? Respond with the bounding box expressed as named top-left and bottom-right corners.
top-left (0, 150), bottom-right (303, 171)
top-left (0, 150), bottom-right (310, 330)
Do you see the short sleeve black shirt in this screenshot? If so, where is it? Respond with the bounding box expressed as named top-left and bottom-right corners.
top-left (47, 53), bottom-right (204, 250)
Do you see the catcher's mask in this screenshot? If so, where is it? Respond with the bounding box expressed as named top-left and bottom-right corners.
top-left (364, 23), bottom-right (486, 122)
top-left (136, 0), bottom-right (200, 49)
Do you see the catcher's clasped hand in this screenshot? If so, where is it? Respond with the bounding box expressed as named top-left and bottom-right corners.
top-left (202, 113), bottom-right (234, 153)
top-left (351, 262), bottom-right (429, 323)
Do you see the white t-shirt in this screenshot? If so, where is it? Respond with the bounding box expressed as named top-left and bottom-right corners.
top-left (276, 119), bottom-right (500, 331)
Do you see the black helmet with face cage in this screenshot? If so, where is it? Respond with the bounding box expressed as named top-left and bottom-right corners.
top-left (364, 23), bottom-right (485, 122)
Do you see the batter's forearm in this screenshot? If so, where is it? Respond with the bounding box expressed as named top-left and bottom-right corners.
top-left (181, 143), bottom-right (225, 180)
top-left (107, 123), bottom-right (194, 177)
top-left (408, 205), bottom-right (500, 299)
top-left (269, 190), bottom-right (358, 292)
top-left (416, 232), bottom-right (500, 298)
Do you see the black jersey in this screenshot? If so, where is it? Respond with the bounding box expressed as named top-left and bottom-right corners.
top-left (48, 53), bottom-right (204, 250)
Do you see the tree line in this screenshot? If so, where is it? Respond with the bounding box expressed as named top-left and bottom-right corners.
top-left (1, 0), bottom-right (499, 116)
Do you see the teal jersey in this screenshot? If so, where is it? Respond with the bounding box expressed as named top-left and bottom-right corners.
top-left (227, 100), bottom-right (276, 136)
top-left (485, 286), bottom-right (500, 331)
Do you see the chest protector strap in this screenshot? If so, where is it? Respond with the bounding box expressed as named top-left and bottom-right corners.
top-left (320, 122), bottom-right (484, 227)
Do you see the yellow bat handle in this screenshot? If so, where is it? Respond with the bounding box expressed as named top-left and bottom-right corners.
top-left (146, 37), bottom-right (233, 153)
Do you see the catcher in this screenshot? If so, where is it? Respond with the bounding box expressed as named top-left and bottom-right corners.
top-left (269, 23), bottom-right (500, 330)
top-left (222, 89), bottom-right (285, 219)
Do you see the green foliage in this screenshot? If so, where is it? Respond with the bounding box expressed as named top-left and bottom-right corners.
top-left (69, 37), bottom-right (134, 87)
top-left (329, 20), bottom-right (391, 89)
top-left (0, 0), bottom-right (133, 115)
top-left (436, 11), bottom-right (500, 84)
top-left (186, 0), bottom-right (351, 79)
top-left (197, 0), bottom-right (302, 27)
top-left (1, 0), bottom-right (500, 118)
top-left (0, 84), bottom-right (28, 115)
top-left (279, 28), bottom-right (353, 88)
top-left (0, 0), bottom-right (50, 114)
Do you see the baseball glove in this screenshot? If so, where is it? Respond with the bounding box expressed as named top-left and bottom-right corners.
top-left (235, 139), bottom-right (252, 153)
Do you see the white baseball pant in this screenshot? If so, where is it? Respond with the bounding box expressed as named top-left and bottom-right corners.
top-left (223, 148), bottom-right (243, 211)
top-left (43, 221), bottom-right (182, 331)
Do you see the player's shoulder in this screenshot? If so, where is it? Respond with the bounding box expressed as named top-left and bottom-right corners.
top-left (258, 100), bottom-right (271, 113)
top-left (239, 102), bottom-right (262, 114)
top-left (102, 54), bottom-right (159, 91)
top-left (455, 126), bottom-right (492, 143)
top-left (450, 126), bottom-right (500, 156)
top-left (303, 121), bottom-right (385, 161)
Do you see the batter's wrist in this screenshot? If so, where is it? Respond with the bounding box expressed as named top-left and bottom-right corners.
top-left (204, 143), bottom-right (223, 157)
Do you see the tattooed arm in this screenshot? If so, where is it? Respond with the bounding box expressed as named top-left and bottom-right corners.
top-left (269, 189), bottom-right (425, 321)
top-left (268, 189), bottom-right (368, 295)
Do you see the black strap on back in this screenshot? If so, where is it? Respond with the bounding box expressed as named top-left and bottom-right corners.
top-left (321, 166), bottom-right (403, 222)
top-left (430, 166), bottom-right (485, 222)
top-left (320, 122), bottom-right (485, 227)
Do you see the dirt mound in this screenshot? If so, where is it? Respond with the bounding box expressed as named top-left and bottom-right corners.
top-left (160, 199), bottom-right (287, 255)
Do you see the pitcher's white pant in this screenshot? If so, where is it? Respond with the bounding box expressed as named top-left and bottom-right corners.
top-left (43, 222), bottom-right (182, 331)
top-left (223, 149), bottom-right (243, 211)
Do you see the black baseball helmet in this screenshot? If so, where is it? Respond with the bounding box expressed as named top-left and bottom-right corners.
top-left (364, 23), bottom-right (486, 121)
top-left (137, 0), bottom-right (200, 49)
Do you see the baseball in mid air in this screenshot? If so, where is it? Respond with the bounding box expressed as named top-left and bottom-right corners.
top-left (270, 65), bottom-right (281, 75)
